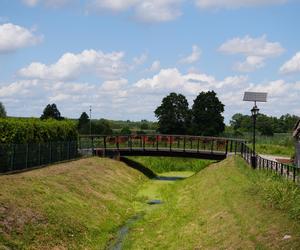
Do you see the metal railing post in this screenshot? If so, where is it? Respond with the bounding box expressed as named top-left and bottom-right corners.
top-left (225, 140), bottom-right (229, 155)
top-left (235, 141), bottom-right (237, 154)
top-left (104, 136), bottom-right (107, 155)
top-left (49, 142), bottom-right (52, 163)
top-left (25, 143), bottom-right (29, 168)
top-left (10, 144), bottom-right (15, 171)
top-left (38, 143), bottom-right (41, 165)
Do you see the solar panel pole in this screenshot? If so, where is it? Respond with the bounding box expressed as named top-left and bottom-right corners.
top-left (251, 105), bottom-right (259, 169)
top-left (243, 91), bottom-right (267, 169)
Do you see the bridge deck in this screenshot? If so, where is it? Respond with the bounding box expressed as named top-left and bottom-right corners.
top-left (93, 147), bottom-right (227, 160)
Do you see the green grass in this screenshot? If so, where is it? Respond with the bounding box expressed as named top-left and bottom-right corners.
top-left (255, 143), bottom-right (295, 157)
top-left (246, 133), bottom-right (294, 157)
top-left (1, 156), bottom-right (300, 249)
top-left (123, 156), bottom-right (300, 249)
top-left (0, 157), bottom-right (145, 249)
top-left (127, 156), bottom-right (215, 173)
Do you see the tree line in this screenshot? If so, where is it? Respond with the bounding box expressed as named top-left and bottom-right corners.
top-left (1, 99), bottom-right (299, 138)
top-left (230, 113), bottom-right (299, 136)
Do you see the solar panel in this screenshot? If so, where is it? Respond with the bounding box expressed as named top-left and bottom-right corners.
top-left (243, 92), bottom-right (267, 102)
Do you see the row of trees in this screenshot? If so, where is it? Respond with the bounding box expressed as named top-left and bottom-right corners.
top-left (2, 100), bottom-right (299, 138)
top-left (155, 91), bottom-right (225, 136)
top-left (230, 113), bottom-right (299, 136)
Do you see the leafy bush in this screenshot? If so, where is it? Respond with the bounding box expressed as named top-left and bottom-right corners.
top-left (0, 118), bottom-right (78, 144)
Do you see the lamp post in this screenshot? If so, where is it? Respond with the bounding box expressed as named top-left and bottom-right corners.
top-left (89, 105), bottom-right (92, 136)
top-left (251, 104), bottom-right (259, 169)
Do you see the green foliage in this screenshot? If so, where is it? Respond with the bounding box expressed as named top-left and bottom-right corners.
top-left (191, 91), bottom-right (225, 136)
top-left (128, 156), bottom-right (214, 173)
top-left (120, 126), bottom-right (132, 135)
top-left (40, 103), bottom-right (63, 120)
top-left (255, 144), bottom-right (294, 156)
top-left (0, 102), bottom-right (6, 118)
top-left (140, 121), bottom-right (149, 130)
top-left (92, 119), bottom-right (113, 135)
top-left (0, 118), bottom-right (77, 144)
top-left (107, 119), bottom-right (157, 131)
top-left (155, 92), bottom-right (190, 134)
top-left (230, 112), bottom-right (299, 134)
top-left (78, 112), bottom-right (90, 134)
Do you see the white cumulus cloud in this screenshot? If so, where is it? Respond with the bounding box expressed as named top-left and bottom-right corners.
top-left (234, 56), bottom-right (265, 72)
top-left (0, 23), bottom-right (42, 53)
top-left (219, 35), bottom-right (284, 72)
top-left (195, 0), bottom-right (288, 9)
top-left (18, 49), bottom-right (127, 81)
top-left (88, 0), bottom-right (182, 23)
top-left (135, 0), bottom-right (182, 23)
top-left (22, 0), bottom-right (70, 8)
top-left (149, 60), bottom-right (161, 72)
top-left (279, 52), bottom-right (300, 74)
top-left (89, 0), bottom-right (139, 12)
top-left (179, 45), bottom-right (201, 64)
top-left (2, 67), bottom-right (300, 120)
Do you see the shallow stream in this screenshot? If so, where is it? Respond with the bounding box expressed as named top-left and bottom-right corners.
top-left (106, 171), bottom-right (194, 250)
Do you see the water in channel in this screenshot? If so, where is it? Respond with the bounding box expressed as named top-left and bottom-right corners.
top-left (106, 171), bottom-right (194, 250)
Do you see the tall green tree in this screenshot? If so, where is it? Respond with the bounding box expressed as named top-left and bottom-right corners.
top-left (40, 104), bottom-right (63, 120)
top-left (78, 112), bottom-right (90, 134)
top-left (0, 102), bottom-right (6, 118)
top-left (191, 91), bottom-right (225, 136)
top-left (155, 92), bottom-right (190, 134)
top-left (92, 119), bottom-right (113, 135)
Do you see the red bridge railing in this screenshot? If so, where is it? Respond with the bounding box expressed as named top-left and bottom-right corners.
top-left (78, 134), bottom-right (245, 155)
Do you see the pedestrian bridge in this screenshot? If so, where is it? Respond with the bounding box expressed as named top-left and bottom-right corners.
top-left (78, 134), bottom-right (245, 161)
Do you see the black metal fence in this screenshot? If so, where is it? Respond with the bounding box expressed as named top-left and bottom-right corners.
top-left (240, 142), bottom-right (300, 183)
top-left (0, 141), bottom-right (78, 173)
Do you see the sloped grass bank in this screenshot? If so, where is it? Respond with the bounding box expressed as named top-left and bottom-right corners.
top-left (0, 157), bottom-right (145, 249)
top-left (124, 156), bottom-right (300, 249)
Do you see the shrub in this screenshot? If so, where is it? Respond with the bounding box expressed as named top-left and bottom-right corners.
top-left (0, 118), bottom-right (78, 144)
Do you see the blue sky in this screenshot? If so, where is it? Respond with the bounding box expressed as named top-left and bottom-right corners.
top-left (1, 0), bottom-right (300, 123)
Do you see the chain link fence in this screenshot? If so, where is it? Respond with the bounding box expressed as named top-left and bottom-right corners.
top-left (0, 141), bottom-right (78, 173)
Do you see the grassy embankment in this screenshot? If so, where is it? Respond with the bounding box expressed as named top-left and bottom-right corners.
top-left (0, 157), bottom-right (145, 249)
top-left (1, 155), bottom-right (300, 249)
top-left (124, 156), bottom-right (300, 249)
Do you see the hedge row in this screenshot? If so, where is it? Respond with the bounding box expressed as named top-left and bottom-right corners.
top-left (0, 118), bottom-right (78, 144)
